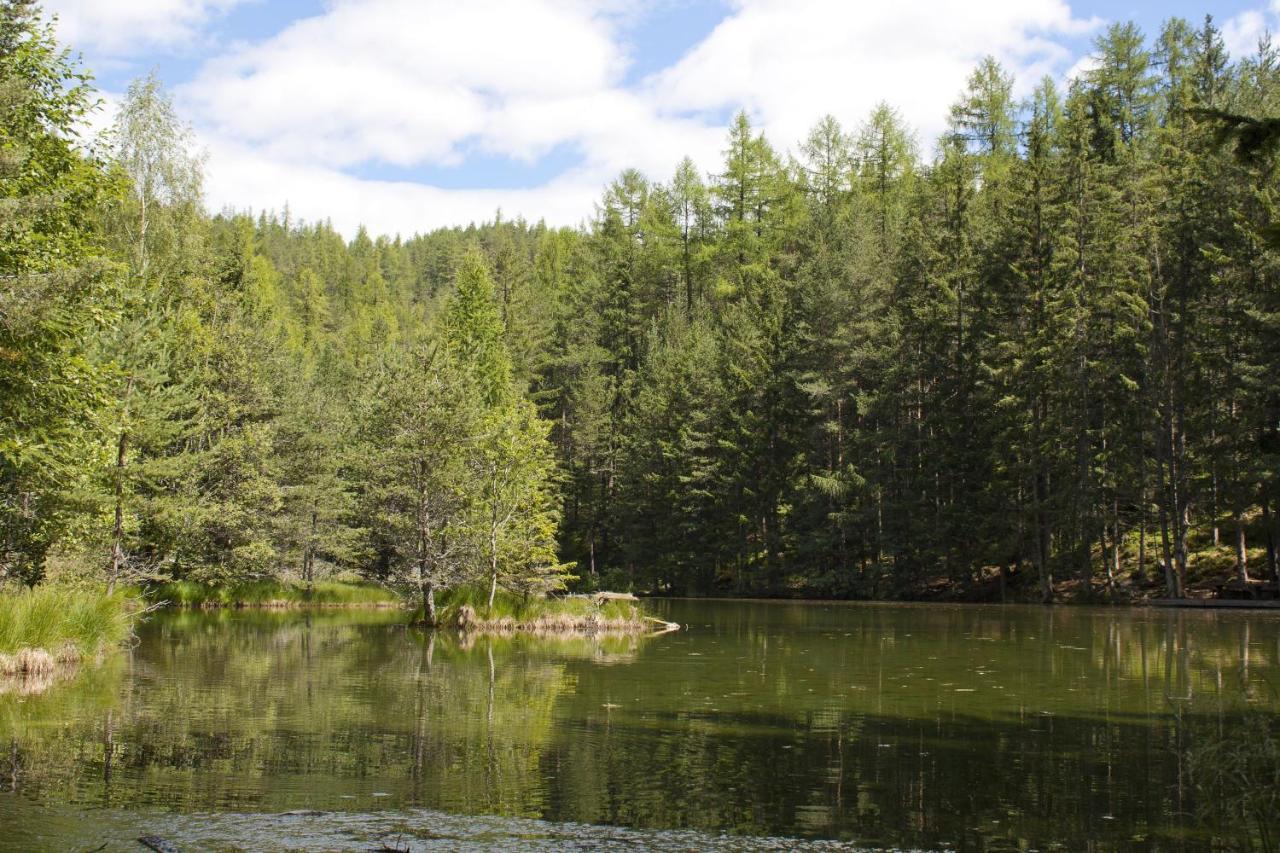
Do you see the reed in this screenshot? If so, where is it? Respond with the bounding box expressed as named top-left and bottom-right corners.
top-left (145, 579), bottom-right (401, 608)
top-left (0, 586), bottom-right (137, 675)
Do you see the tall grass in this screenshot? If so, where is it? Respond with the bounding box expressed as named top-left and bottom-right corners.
top-left (0, 586), bottom-right (137, 663)
top-left (145, 579), bottom-right (400, 608)
top-left (429, 585), bottom-right (646, 627)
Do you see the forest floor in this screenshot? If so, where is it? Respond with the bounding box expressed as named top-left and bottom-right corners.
top-left (916, 537), bottom-right (1278, 605)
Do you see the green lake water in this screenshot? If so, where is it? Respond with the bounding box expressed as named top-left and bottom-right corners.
top-left (2, 600), bottom-right (1279, 850)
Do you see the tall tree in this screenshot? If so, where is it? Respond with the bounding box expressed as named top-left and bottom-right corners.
top-left (0, 1), bottom-right (113, 583)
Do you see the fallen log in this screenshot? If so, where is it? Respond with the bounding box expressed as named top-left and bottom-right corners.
top-left (644, 616), bottom-right (680, 633)
top-left (592, 591), bottom-right (638, 604)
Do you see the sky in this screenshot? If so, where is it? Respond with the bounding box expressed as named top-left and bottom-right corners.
top-left (42, 0), bottom-right (1280, 239)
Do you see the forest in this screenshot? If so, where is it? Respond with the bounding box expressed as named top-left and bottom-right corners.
top-left (2, 2), bottom-right (1279, 607)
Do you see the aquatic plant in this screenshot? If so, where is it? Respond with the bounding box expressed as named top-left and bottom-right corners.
top-left (0, 586), bottom-right (138, 674)
top-left (144, 579), bottom-right (401, 608)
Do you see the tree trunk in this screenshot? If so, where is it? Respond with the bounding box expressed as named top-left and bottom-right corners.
top-left (486, 528), bottom-right (499, 610)
top-left (109, 428), bottom-right (128, 595)
top-left (1159, 494), bottom-right (1180, 599)
top-left (1211, 459), bottom-right (1220, 547)
top-left (1173, 386), bottom-right (1191, 596)
top-left (1234, 509), bottom-right (1248, 583)
top-left (1263, 493), bottom-right (1279, 583)
top-left (1110, 499), bottom-right (1120, 598)
top-left (1175, 498), bottom-right (1190, 596)
top-left (421, 581), bottom-right (437, 626)
top-left (1156, 434), bottom-right (1181, 598)
top-left (1078, 524), bottom-right (1096, 603)
top-left (303, 508), bottom-right (317, 594)
top-left (683, 222), bottom-right (693, 316)
top-left (1033, 432), bottom-right (1052, 604)
top-left (1138, 504), bottom-right (1147, 582)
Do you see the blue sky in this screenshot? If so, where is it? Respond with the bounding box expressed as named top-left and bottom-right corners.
top-left (45, 0), bottom-right (1280, 237)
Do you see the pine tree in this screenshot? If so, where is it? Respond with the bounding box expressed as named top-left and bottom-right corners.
top-left (445, 247), bottom-right (513, 406)
top-left (357, 346), bottom-right (480, 623)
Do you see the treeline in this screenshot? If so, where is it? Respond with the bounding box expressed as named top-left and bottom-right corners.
top-left (518, 16), bottom-right (1278, 600)
top-left (3, 4), bottom-right (1278, 602)
top-left (527, 16), bottom-right (1280, 600)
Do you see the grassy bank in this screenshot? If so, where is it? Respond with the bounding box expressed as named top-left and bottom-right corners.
top-left (425, 586), bottom-right (673, 634)
top-left (145, 579), bottom-right (401, 609)
top-left (0, 586), bottom-right (138, 677)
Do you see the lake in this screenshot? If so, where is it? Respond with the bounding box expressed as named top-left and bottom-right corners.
top-left (2, 600), bottom-right (1278, 850)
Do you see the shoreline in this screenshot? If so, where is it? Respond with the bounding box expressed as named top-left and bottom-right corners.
top-left (141, 580), bottom-right (402, 610)
top-left (0, 586), bottom-right (137, 694)
top-left (645, 594), bottom-right (1280, 611)
top-left (159, 600), bottom-right (406, 610)
top-left (0, 643), bottom-right (83, 677)
top-left (0, 644), bottom-right (113, 696)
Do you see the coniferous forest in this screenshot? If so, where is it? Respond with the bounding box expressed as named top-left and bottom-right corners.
top-left (3, 3), bottom-right (1279, 606)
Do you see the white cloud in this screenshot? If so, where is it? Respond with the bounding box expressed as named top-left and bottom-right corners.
top-left (178, 0), bottom-right (726, 232)
top-left (44, 0), bottom-right (248, 55)
top-left (648, 0), bottom-right (1099, 158)
top-left (1223, 2), bottom-right (1280, 60)
top-left (1064, 53), bottom-right (1100, 85)
top-left (82, 89), bottom-right (121, 146)
top-left (72, 0), bottom-right (1113, 236)
top-left (181, 0), bottom-right (629, 169)
top-left (201, 137), bottom-right (603, 237)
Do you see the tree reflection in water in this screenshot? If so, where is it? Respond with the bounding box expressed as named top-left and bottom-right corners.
top-left (0, 603), bottom-right (1278, 850)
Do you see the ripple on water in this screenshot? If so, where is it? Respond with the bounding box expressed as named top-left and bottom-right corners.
top-left (11, 805), bottom-right (881, 851)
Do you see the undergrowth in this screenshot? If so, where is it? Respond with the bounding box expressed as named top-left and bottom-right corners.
top-left (145, 579), bottom-right (401, 608)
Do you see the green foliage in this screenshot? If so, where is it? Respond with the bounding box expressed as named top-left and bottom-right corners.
top-left (355, 343), bottom-right (482, 606)
top-left (445, 246), bottom-right (513, 405)
top-left (0, 2), bottom-right (116, 583)
top-left (4, 9), bottom-right (1279, 607)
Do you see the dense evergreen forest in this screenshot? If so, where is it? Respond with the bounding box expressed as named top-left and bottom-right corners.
top-left (3, 2), bottom-right (1278, 604)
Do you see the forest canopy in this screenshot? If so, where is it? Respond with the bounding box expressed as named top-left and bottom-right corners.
top-left (1, 1), bottom-right (1277, 604)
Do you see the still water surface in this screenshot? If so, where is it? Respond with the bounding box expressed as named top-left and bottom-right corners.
top-left (2, 600), bottom-right (1279, 850)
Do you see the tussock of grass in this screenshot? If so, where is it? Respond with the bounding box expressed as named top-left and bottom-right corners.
top-left (146, 579), bottom-right (401, 609)
top-left (0, 586), bottom-right (137, 675)
top-left (426, 586), bottom-right (664, 634)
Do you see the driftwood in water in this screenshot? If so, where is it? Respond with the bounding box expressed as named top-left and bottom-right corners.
top-left (644, 615), bottom-right (680, 633)
top-left (138, 837), bottom-right (180, 853)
